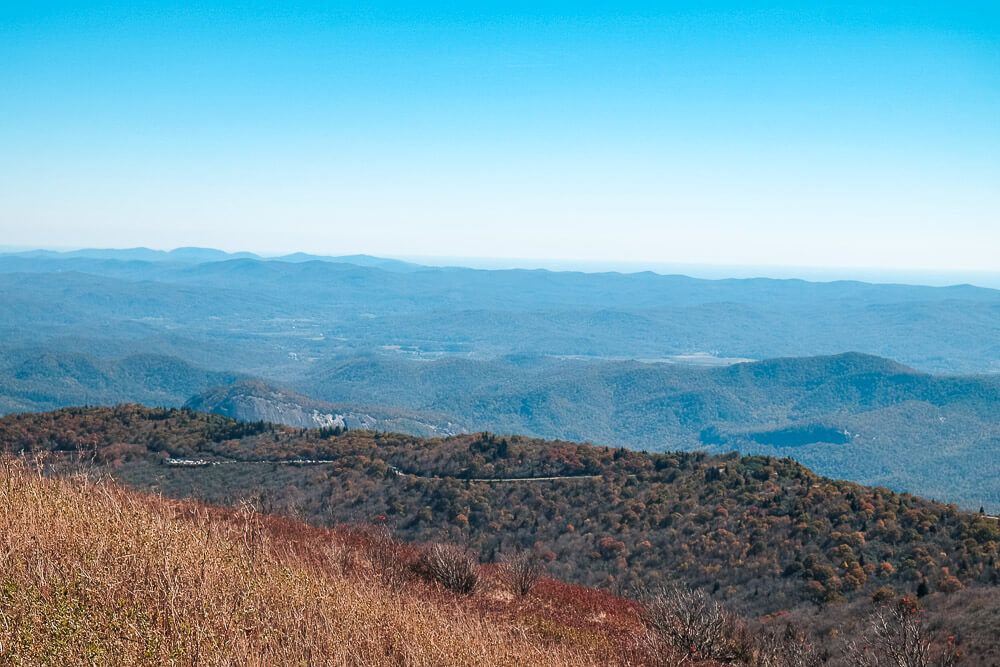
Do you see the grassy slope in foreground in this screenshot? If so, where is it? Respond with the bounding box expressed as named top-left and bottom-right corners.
top-left (0, 461), bottom-right (661, 666)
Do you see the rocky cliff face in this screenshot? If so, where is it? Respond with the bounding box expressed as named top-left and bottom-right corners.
top-left (207, 392), bottom-right (346, 429)
top-left (185, 380), bottom-right (465, 437)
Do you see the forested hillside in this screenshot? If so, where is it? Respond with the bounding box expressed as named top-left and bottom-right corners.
top-left (4, 346), bottom-right (998, 511)
top-left (214, 352), bottom-right (1000, 511)
top-left (4, 406), bottom-right (997, 622)
top-left (0, 351), bottom-right (241, 413)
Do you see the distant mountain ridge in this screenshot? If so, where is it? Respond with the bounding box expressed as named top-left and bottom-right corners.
top-left (0, 247), bottom-right (423, 271)
top-left (1, 249), bottom-right (997, 374)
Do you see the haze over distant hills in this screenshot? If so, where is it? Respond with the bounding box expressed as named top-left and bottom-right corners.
top-left (1, 247), bottom-right (998, 510)
top-left (7, 246), bottom-right (999, 288)
top-left (2, 247), bottom-right (998, 374)
top-left (1, 246), bottom-right (424, 271)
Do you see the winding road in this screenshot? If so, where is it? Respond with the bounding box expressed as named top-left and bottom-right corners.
top-left (164, 458), bottom-right (613, 482)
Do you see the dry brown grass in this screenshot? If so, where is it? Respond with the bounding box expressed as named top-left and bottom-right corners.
top-left (0, 461), bottom-right (659, 666)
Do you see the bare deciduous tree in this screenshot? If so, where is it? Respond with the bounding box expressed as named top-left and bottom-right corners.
top-left (364, 525), bottom-right (411, 589)
top-left (847, 601), bottom-right (960, 667)
top-left (500, 550), bottom-right (544, 596)
top-left (754, 623), bottom-right (824, 667)
top-left (417, 544), bottom-right (479, 594)
top-left (638, 584), bottom-right (751, 664)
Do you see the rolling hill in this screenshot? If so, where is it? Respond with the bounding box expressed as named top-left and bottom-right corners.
top-left (293, 352), bottom-right (1000, 511)
top-left (0, 351), bottom-right (240, 414)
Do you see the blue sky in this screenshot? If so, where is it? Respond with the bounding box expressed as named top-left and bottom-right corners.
top-left (1, 2), bottom-right (998, 273)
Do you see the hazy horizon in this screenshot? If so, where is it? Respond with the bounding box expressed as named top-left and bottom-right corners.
top-left (5, 243), bottom-right (1000, 289)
